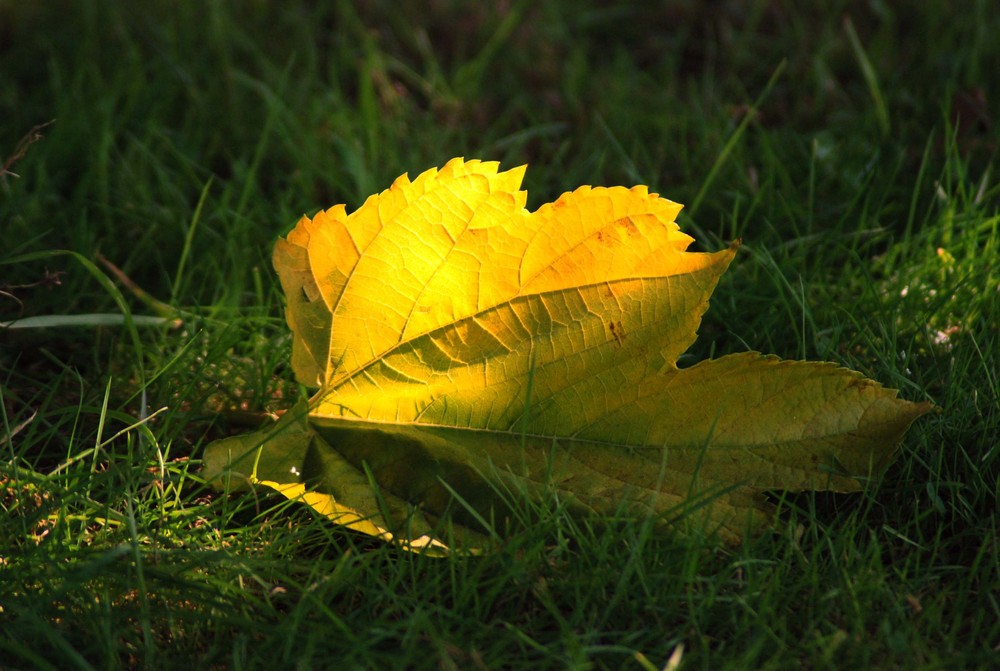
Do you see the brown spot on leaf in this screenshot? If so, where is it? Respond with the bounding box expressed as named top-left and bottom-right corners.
top-left (615, 217), bottom-right (640, 237)
top-left (608, 320), bottom-right (625, 346)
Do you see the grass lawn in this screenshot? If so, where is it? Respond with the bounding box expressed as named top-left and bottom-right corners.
top-left (1, 2), bottom-right (997, 669)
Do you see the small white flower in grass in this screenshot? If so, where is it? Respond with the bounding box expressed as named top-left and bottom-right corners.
top-left (931, 326), bottom-right (960, 351)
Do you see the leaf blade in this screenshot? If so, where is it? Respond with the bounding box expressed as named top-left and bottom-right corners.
top-left (206, 158), bottom-right (934, 550)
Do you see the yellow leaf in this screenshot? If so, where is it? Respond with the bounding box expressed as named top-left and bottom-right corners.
top-left (204, 158), bottom-right (933, 548)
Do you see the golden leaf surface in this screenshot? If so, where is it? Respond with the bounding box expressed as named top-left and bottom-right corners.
top-left (204, 158), bottom-right (933, 548)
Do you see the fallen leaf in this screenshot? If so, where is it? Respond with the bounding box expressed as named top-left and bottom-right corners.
top-left (203, 158), bottom-right (933, 548)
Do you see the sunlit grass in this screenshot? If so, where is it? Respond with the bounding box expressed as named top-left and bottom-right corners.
top-left (2, 1), bottom-right (997, 669)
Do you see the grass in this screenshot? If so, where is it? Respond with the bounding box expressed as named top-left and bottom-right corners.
top-left (1, 1), bottom-right (997, 669)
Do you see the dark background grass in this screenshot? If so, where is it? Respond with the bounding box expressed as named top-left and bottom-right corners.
top-left (2, 2), bottom-right (998, 669)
